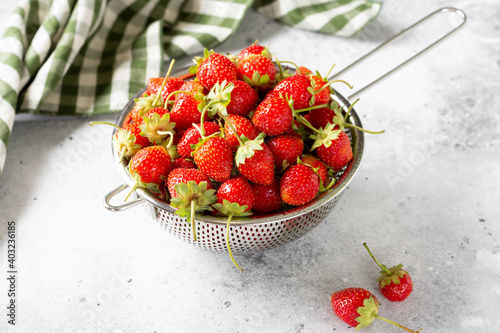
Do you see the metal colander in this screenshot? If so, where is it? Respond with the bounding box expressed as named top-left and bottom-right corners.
top-left (103, 8), bottom-right (466, 254)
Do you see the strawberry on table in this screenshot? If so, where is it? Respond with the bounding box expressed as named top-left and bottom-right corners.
top-left (280, 163), bottom-right (320, 206)
top-left (168, 168), bottom-right (216, 241)
top-left (363, 243), bottom-right (414, 302)
top-left (331, 287), bottom-right (421, 332)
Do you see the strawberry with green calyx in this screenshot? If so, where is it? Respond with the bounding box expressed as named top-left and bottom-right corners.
top-left (331, 287), bottom-right (421, 332)
top-left (204, 80), bottom-right (235, 118)
top-left (235, 132), bottom-right (275, 185)
top-left (363, 243), bottom-right (414, 302)
top-left (89, 121), bottom-right (149, 163)
top-left (224, 114), bottom-right (260, 151)
top-left (132, 59), bottom-right (178, 121)
top-left (125, 145), bottom-right (173, 201)
top-left (297, 155), bottom-right (335, 192)
top-left (280, 163), bottom-right (320, 206)
top-left (251, 96), bottom-right (294, 136)
top-left (225, 80), bottom-right (259, 117)
top-left (173, 157), bottom-right (196, 170)
top-left (190, 49), bottom-right (237, 90)
top-left (177, 122), bottom-right (221, 158)
top-left (237, 53), bottom-right (276, 89)
top-left (237, 42), bottom-right (272, 62)
top-left (266, 134), bottom-right (304, 171)
top-left (193, 134), bottom-right (234, 183)
top-left (168, 168), bottom-right (216, 242)
top-left (138, 107), bottom-right (176, 145)
top-left (250, 178), bottom-right (283, 214)
top-left (213, 175), bottom-right (254, 271)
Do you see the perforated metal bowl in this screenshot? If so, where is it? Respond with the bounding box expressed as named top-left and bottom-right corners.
top-left (104, 74), bottom-right (364, 254)
top-left (103, 7), bottom-right (466, 254)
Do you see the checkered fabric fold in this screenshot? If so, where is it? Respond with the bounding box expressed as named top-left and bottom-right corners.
top-left (0, 0), bottom-right (382, 174)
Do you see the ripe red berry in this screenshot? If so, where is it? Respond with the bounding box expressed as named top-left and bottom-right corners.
top-left (251, 96), bottom-right (293, 136)
top-left (250, 178), bottom-right (282, 214)
top-left (280, 164), bottom-right (319, 206)
top-left (197, 53), bottom-right (237, 90)
top-left (193, 136), bottom-right (234, 183)
top-left (363, 243), bottom-right (414, 302)
top-left (266, 135), bottom-right (304, 169)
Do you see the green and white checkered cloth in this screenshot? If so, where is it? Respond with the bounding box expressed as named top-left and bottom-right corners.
top-left (0, 0), bottom-right (382, 175)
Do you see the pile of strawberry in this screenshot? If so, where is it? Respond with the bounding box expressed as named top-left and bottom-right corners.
top-left (100, 43), bottom-right (378, 270)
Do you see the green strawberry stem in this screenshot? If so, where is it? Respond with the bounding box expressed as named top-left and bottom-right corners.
top-left (124, 180), bottom-right (141, 202)
top-left (334, 99), bottom-right (385, 135)
top-left (89, 121), bottom-right (120, 129)
top-left (220, 114), bottom-right (245, 146)
top-left (278, 60), bottom-right (300, 71)
top-left (199, 100), bottom-right (226, 138)
top-left (374, 315), bottom-right (421, 333)
top-left (315, 78), bottom-right (353, 94)
top-left (163, 90), bottom-right (191, 109)
top-left (225, 212), bottom-right (244, 271)
top-left (293, 103), bottom-right (330, 113)
top-left (190, 199), bottom-right (197, 242)
top-left (296, 113), bottom-right (322, 135)
top-left (152, 59), bottom-right (176, 107)
top-left (156, 130), bottom-right (175, 149)
top-left (272, 55), bottom-right (286, 81)
top-left (324, 63), bottom-right (336, 80)
top-left (363, 242), bottom-right (392, 276)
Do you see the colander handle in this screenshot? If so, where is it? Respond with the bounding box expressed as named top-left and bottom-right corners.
top-left (103, 184), bottom-right (144, 211)
top-left (328, 7), bottom-right (467, 100)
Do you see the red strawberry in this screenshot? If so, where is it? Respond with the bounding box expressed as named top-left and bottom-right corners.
top-left (167, 168), bottom-right (216, 241)
top-left (303, 105), bottom-right (340, 130)
top-left (266, 135), bottom-right (304, 169)
top-left (215, 175), bottom-right (254, 211)
top-left (89, 121), bottom-right (149, 162)
top-left (172, 157), bottom-right (196, 170)
top-left (315, 130), bottom-right (353, 172)
top-left (272, 74), bottom-right (312, 110)
top-left (299, 154), bottom-right (328, 188)
top-left (193, 136), bottom-right (234, 182)
top-left (226, 80), bottom-right (259, 117)
top-left (138, 107), bottom-right (176, 145)
top-left (177, 122), bottom-right (220, 158)
top-left (237, 54), bottom-right (276, 88)
top-left (234, 133), bottom-right (274, 185)
top-left (147, 77), bottom-right (185, 103)
top-left (167, 168), bottom-right (213, 198)
top-left (280, 164), bottom-right (319, 206)
top-left (129, 146), bottom-right (173, 185)
top-left (251, 96), bottom-right (293, 136)
top-left (363, 243), bottom-right (414, 302)
top-left (213, 175), bottom-right (254, 271)
top-left (250, 178), bottom-right (282, 214)
top-left (125, 145), bottom-right (173, 201)
top-left (224, 114), bottom-right (259, 151)
top-left (237, 44), bottom-right (271, 62)
top-left (331, 287), bottom-right (421, 332)
top-left (295, 66), bottom-right (331, 106)
top-left (193, 51), bottom-right (237, 90)
top-left (170, 94), bottom-right (207, 130)
top-left (331, 288), bottom-right (378, 328)
top-left (173, 81), bottom-right (207, 102)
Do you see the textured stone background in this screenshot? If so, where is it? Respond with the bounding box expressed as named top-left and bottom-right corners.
top-left (0, 1), bottom-right (499, 332)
